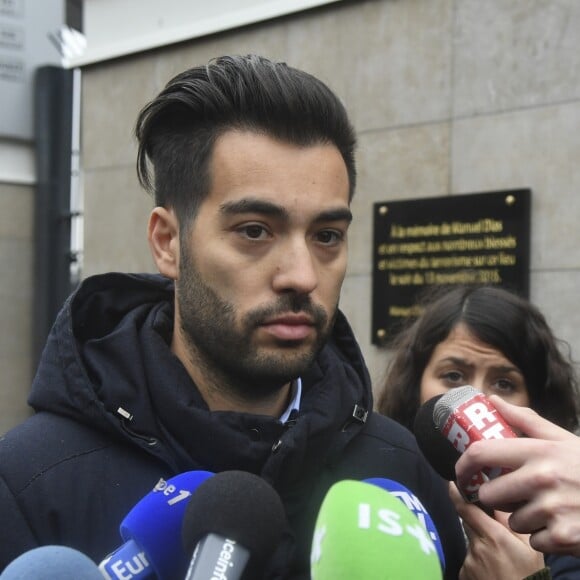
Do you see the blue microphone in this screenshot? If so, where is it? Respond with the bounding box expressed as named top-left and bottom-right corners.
top-left (364, 477), bottom-right (446, 571)
top-left (99, 470), bottom-right (213, 580)
top-left (1, 545), bottom-right (102, 579)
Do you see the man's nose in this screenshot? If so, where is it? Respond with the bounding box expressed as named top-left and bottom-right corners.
top-left (272, 239), bottom-right (318, 295)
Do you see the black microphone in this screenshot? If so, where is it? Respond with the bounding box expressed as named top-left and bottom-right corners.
top-left (413, 394), bottom-right (461, 482)
top-left (181, 470), bottom-right (287, 580)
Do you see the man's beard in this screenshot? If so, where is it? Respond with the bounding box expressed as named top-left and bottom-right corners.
top-left (177, 245), bottom-right (335, 400)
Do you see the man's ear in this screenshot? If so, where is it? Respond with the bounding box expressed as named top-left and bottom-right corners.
top-left (148, 207), bottom-right (180, 279)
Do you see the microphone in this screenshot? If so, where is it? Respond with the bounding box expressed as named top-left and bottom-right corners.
top-left (181, 470), bottom-right (287, 580)
top-left (1, 545), bottom-right (103, 579)
top-left (99, 470), bottom-right (213, 580)
top-left (413, 394), bottom-right (461, 482)
top-left (417, 386), bottom-right (517, 502)
top-left (310, 480), bottom-right (442, 579)
top-left (364, 477), bottom-right (445, 571)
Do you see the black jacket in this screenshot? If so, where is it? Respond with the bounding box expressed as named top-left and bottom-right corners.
top-left (0, 273), bottom-right (466, 578)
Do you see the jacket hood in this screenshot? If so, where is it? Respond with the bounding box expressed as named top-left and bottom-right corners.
top-left (29, 272), bottom-right (373, 480)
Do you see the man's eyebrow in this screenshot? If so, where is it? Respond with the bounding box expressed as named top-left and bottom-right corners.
top-left (219, 198), bottom-right (352, 224)
top-left (219, 198), bottom-right (288, 219)
top-left (314, 208), bottom-right (353, 224)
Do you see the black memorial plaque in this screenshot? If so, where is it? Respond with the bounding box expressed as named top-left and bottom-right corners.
top-left (372, 189), bottom-right (531, 345)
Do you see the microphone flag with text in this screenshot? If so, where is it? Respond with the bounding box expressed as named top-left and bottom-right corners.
top-left (415, 385), bottom-right (517, 502)
top-left (364, 477), bottom-right (446, 572)
top-left (310, 479), bottom-right (442, 579)
top-left (99, 470), bottom-right (213, 580)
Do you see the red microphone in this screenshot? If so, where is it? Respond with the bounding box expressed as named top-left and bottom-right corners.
top-left (433, 386), bottom-right (517, 502)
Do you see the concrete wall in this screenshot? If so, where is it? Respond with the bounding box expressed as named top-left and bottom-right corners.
top-left (73, 0), bottom-right (580, 402)
top-left (0, 0), bottom-right (67, 434)
top-left (0, 182), bottom-right (34, 433)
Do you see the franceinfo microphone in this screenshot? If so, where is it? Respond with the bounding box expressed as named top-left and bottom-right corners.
top-left (99, 470), bottom-right (213, 580)
top-left (181, 470), bottom-right (287, 580)
top-left (0, 546), bottom-right (103, 579)
top-left (310, 480), bottom-right (442, 580)
top-left (364, 477), bottom-right (445, 572)
top-left (433, 385), bottom-right (517, 502)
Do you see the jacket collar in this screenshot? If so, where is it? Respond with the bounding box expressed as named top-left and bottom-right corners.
top-left (29, 273), bottom-right (372, 482)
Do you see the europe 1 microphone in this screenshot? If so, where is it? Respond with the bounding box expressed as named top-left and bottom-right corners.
top-left (99, 470), bottom-right (213, 580)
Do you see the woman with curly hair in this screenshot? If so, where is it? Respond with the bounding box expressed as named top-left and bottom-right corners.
top-left (377, 284), bottom-right (580, 580)
top-left (377, 284), bottom-right (578, 433)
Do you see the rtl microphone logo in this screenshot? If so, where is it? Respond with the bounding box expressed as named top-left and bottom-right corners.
top-left (440, 391), bottom-right (517, 500)
top-left (441, 393), bottom-right (516, 453)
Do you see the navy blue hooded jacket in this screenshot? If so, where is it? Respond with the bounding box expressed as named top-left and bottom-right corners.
top-left (0, 272), bottom-right (467, 578)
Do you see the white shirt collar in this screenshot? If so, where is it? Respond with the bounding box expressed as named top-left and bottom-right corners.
top-left (278, 377), bottom-right (302, 423)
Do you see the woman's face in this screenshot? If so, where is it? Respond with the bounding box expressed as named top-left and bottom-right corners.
top-left (419, 322), bottom-right (530, 407)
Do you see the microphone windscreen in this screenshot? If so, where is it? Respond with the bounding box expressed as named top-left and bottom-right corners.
top-left (414, 395), bottom-right (461, 481)
top-left (364, 477), bottom-right (445, 571)
top-left (433, 385), bottom-right (480, 429)
top-left (310, 480), bottom-right (442, 579)
top-left (1, 546), bottom-right (102, 579)
top-left (181, 470), bottom-right (286, 571)
top-left (119, 470), bottom-right (213, 579)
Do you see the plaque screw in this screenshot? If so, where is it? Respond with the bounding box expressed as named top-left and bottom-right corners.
top-left (379, 205), bottom-right (388, 215)
top-left (505, 194), bottom-right (516, 206)
top-left (377, 328), bottom-right (386, 339)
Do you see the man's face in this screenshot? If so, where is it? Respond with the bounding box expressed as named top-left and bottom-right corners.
top-left (175, 130), bottom-right (352, 397)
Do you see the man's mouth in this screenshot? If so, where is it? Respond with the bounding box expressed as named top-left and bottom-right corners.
top-left (260, 314), bottom-right (315, 341)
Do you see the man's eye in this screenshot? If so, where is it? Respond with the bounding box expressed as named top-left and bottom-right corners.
top-left (241, 225), bottom-right (268, 239)
top-left (316, 230), bottom-right (343, 244)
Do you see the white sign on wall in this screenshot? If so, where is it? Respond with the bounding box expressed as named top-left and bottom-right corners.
top-left (0, 0), bottom-right (64, 140)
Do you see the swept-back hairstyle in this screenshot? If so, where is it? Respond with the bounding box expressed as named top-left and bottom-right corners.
top-left (135, 54), bottom-right (357, 228)
top-left (377, 285), bottom-right (579, 432)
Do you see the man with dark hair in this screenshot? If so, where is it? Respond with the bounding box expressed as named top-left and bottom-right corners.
top-left (0, 55), bottom-right (466, 577)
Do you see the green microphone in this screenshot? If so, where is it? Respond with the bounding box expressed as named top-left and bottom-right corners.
top-left (310, 480), bottom-right (443, 579)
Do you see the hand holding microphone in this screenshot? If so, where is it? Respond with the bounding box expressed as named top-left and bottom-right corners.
top-left (448, 483), bottom-right (545, 580)
top-left (415, 387), bottom-right (554, 575)
top-left (455, 395), bottom-right (580, 557)
top-left (415, 385), bottom-right (517, 504)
